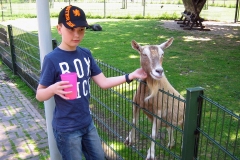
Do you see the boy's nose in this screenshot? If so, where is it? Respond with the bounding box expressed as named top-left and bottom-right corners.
top-left (73, 31), bottom-right (79, 37)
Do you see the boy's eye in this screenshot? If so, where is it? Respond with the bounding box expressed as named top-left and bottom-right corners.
top-left (68, 27), bottom-right (85, 32)
top-left (80, 28), bottom-right (86, 31)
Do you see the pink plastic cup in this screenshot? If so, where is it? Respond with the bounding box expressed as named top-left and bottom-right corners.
top-left (60, 72), bottom-right (77, 100)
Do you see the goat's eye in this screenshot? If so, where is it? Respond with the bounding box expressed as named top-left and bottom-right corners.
top-left (142, 54), bottom-right (147, 57)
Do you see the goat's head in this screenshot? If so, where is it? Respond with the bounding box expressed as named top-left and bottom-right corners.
top-left (131, 37), bottom-right (174, 80)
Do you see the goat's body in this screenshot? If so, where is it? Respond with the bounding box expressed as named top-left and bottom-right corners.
top-left (124, 38), bottom-right (185, 160)
top-left (125, 76), bottom-right (185, 160)
top-left (135, 76), bottom-right (184, 127)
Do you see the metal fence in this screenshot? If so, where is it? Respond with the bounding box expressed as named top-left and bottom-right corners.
top-left (196, 95), bottom-right (240, 159)
top-left (90, 60), bottom-right (187, 159)
top-left (0, 24), bottom-right (40, 91)
top-left (0, 24), bottom-right (239, 159)
top-left (90, 61), bottom-right (240, 160)
top-left (0, 0), bottom-right (238, 22)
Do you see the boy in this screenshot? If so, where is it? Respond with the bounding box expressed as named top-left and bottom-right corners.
top-left (36, 5), bottom-right (147, 160)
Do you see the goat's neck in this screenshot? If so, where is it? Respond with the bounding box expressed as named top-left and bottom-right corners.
top-left (146, 75), bottom-right (176, 94)
top-left (146, 75), bottom-right (168, 88)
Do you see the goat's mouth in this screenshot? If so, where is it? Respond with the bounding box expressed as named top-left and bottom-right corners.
top-left (150, 72), bottom-right (163, 80)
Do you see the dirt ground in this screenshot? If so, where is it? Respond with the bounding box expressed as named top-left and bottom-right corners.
top-left (160, 20), bottom-right (240, 37)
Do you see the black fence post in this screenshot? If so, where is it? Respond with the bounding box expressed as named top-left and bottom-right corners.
top-left (182, 87), bottom-right (204, 160)
top-left (52, 39), bottom-right (58, 50)
top-left (234, 0), bottom-right (239, 23)
top-left (7, 24), bottom-right (17, 75)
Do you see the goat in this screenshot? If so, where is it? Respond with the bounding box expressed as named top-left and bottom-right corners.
top-left (124, 38), bottom-right (185, 160)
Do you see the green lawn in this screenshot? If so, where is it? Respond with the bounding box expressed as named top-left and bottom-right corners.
top-left (7, 18), bottom-right (238, 119)
top-left (51, 19), bottom-right (240, 113)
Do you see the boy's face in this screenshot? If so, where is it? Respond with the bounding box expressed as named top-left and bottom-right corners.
top-left (57, 24), bottom-right (86, 51)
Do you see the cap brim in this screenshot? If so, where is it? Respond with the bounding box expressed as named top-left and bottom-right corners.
top-left (63, 21), bottom-right (89, 29)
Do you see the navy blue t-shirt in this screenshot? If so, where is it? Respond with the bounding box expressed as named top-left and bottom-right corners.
top-left (39, 46), bottom-right (102, 132)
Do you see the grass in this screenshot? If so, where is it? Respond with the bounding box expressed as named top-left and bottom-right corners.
top-left (1, 19), bottom-right (239, 159)
top-left (52, 19), bottom-right (240, 113)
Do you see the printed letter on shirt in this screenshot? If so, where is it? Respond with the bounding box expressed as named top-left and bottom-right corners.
top-left (59, 62), bottom-right (70, 73)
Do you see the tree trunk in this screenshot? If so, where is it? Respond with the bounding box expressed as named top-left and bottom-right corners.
top-left (182, 0), bottom-right (206, 14)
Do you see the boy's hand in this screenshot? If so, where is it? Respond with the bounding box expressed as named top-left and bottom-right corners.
top-left (52, 81), bottom-right (73, 100)
top-left (130, 68), bottom-right (147, 80)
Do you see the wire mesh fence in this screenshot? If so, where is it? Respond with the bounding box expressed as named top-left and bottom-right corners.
top-left (0, 24), bottom-right (12, 69)
top-left (90, 60), bottom-right (186, 159)
top-left (89, 60), bottom-right (240, 159)
top-left (0, 23), bottom-right (40, 91)
top-left (197, 95), bottom-right (240, 160)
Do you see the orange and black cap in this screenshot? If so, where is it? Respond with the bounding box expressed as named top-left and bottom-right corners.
top-left (58, 5), bottom-right (88, 29)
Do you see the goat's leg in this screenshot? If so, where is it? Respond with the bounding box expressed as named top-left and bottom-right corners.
top-left (181, 124), bottom-right (184, 149)
top-left (146, 116), bottom-right (158, 160)
top-left (166, 127), bottom-right (175, 148)
top-left (124, 104), bottom-right (140, 146)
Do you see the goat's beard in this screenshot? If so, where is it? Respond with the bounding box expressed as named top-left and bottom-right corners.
top-left (144, 78), bottom-right (160, 101)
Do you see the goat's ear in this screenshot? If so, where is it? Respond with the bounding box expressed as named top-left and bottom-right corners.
top-left (159, 37), bottom-right (174, 50)
top-left (131, 40), bottom-right (141, 53)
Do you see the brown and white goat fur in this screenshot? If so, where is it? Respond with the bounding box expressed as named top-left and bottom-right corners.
top-left (124, 38), bottom-right (185, 160)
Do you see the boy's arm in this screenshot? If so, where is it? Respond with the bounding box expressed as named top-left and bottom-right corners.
top-left (36, 81), bottom-right (73, 102)
top-left (92, 68), bottom-right (147, 89)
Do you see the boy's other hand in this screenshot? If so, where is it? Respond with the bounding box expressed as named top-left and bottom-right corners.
top-left (53, 81), bottom-right (73, 100)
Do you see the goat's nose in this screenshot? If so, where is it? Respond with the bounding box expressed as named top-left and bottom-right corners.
top-left (156, 69), bottom-right (163, 75)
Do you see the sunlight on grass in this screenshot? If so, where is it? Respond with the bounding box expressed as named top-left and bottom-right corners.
top-left (137, 42), bottom-right (150, 45)
top-left (225, 35), bottom-right (236, 38)
top-left (129, 55), bottom-right (139, 59)
top-left (183, 36), bottom-right (212, 41)
top-left (169, 56), bottom-right (179, 59)
top-left (230, 133), bottom-right (240, 141)
top-left (180, 90), bottom-right (186, 96)
top-left (134, 25), bottom-right (142, 27)
top-left (214, 85), bottom-right (220, 89)
top-left (110, 142), bottom-right (125, 151)
top-left (157, 35), bottom-right (169, 39)
top-left (92, 47), bottom-right (101, 50)
top-left (112, 81), bottom-right (138, 92)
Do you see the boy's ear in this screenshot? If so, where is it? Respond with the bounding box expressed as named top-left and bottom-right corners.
top-left (56, 24), bottom-right (62, 35)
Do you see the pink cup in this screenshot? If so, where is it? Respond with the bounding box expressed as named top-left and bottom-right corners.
top-left (60, 72), bottom-right (77, 100)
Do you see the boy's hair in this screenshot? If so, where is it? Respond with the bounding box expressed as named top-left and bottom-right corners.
top-left (58, 5), bottom-right (88, 29)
